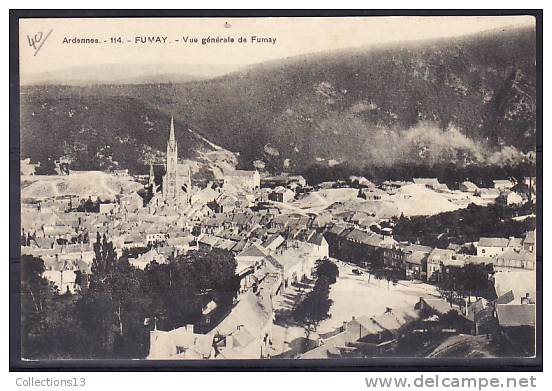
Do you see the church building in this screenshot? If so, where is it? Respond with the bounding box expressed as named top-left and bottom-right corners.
top-left (150, 116), bottom-right (193, 206)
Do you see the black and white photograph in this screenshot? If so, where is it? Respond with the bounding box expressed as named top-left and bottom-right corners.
top-left (11, 11), bottom-right (541, 369)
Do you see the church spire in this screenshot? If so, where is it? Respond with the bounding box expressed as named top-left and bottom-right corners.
top-left (169, 115), bottom-right (175, 142)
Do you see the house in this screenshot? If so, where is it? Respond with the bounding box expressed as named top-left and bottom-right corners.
top-left (120, 192), bottom-right (144, 211)
top-left (270, 242), bottom-right (320, 288)
top-left (349, 176), bottom-right (374, 188)
top-left (359, 187), bottom-right (389, 201)
top-left (166, 236), bottom-right (193, 253)
top-left (146, 232), bottom-right (168, 246)
top-left (262, 234), bottom-right (285, 252)
top-left (495, 303), bottom-right (535, 355)
top-left (197, 234), bottom-right (222, 250)
top-left (122, 233), bottom-right (147, 249)
top-left (507, 237), bottom-right (523, 251)
top-left (403, 245), bottom-right (432, 280)
top-left (208, 280), bottom-right (276, 359)
top-left (477, 237), bottom-right (509, 258)
top-left (307, 232), bottom-right (329, 259)
top-left (382, 243), bottom-right (403, 269)
top-left (426, 248), bottom-right (454, 281)
top-left (492, 179), bottom-right (514, 190)
top-left (235, 243), bottom-right (270, 292)
top-left (223, 170), bottom-right (260, 191)
top-left (495, 249), bottom-right (535, 271)
top-left (494, 270), bottom-right (536, 303)
top-left (327, 228), bottom-right (388, 267)
top-left (496, 191), bottom-right (523, 206)
top-left (268, 186), bottom-right (295, 203)
top-left (418, 297), bottom-right (457, 317)
top-left (148, 324), bottom-right (214, 359)
top-left (496, 304), bottom-right (535, 328)
top-left (459, 255), bottom-right (493, 267)
top-left (300, 308), bottom-right (418, 359)
top-left (261, 175), bottom-right (306, 189)
top-left (129, 248), bottom-right (167, 270)
top-left (459, 181), bottom-right (479, 193)
top-left (523, 231), bottom-right (535, 253)
top-left (477, 188), bottom-right (500, 200)
top-left (413, 178), bottom-right (441, 189)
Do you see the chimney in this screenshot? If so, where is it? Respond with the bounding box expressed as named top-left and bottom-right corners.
top-left (341, 321), bottom-right (347, 332)
top-left (521, 293), bottom-right (531, 305)
top-left (186, 324), bottom-right (194, 334)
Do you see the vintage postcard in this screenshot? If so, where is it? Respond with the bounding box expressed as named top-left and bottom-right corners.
top-left (15, 14), bottom-right (539, 366)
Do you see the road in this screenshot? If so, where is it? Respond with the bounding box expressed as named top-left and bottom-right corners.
top-left (317, 259), bottom-right (440, 335)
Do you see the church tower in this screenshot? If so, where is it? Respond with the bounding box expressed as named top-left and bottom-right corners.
top-left (163, 116), bottom-right (178, 199)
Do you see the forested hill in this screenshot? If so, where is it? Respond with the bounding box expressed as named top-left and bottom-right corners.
top-left (20, 25), bottom-right (536, 174)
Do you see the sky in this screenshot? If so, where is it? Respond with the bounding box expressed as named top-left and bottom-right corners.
top-left (19, 16), bottom-right (535, 80)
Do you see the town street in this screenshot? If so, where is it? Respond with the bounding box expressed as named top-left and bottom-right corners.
top-left (319, 259), bottom-right (440, 334)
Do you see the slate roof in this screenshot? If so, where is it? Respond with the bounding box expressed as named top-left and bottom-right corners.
top-left (478, 237), bottom-right (509, 247)
top-left (325, 224), bottom-right (348, 236)
top-left (523, 231), bottom-right (536, 245)
top-left (237, 243), bottom-right (268, 258)
top-left (427, 248), bottom-right (454, 263)
top-left (422, 298), bottom-right (456, 316)
top-left (496, 290), bottom-right (516, 305)
top-left (497, 249), bottom-right (535, 262)
top-left (405, 251), bottom-right (429, 265)
top-left (496, 304), bottom-right (535, 327)
top-left (308, 232), bottom-right (327, 246)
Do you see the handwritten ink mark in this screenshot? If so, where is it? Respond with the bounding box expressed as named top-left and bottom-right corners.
top-left (27, 29), bottom-right (53, 57)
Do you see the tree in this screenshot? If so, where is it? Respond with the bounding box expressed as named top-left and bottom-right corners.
top-left (77, 234), bottom-right (152, 358)
top-left (459, 263), bottom-right (494, 301)
top-left (143, 249), bottom-right (239, 330)
top-left (21, 255), bottom-right (90, 359)
top-left (314, 258), bottom-right (339, 284)
top-left (21, 255), bottom-right (55, 322)
top-left (293, 277), bottom-right (333, 345)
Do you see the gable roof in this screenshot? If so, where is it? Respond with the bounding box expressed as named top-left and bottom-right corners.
top-left (308, 232), bottom-right (327, 246)
top-left (263, 234), bottom-right (285, 250)
top-left (238, 243), bottom-right (269, 258)
top-left (478, 237), bottom-right (509, 247)
top-left (497, 249), bottom-right (535, 262)
top-left (496, 290), bottom-right (516, 305)
top-left (427, 248), bottom-right (454, 263)
top-left (523, 231), bottom-right (536, 245)
top-left (422, 298), bottom-right (456, 316)
top-left (405, 251), bottom-right (429, 265)
top-left (460, 181), bottom-right (478, 190)
top-left (496, 304), bottom-right (535, 327)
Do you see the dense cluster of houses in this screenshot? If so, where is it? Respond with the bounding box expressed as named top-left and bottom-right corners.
top-left (322, 217), bottom-right (535, 282)
top-left (20, 165), bottom-right (537, 359)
